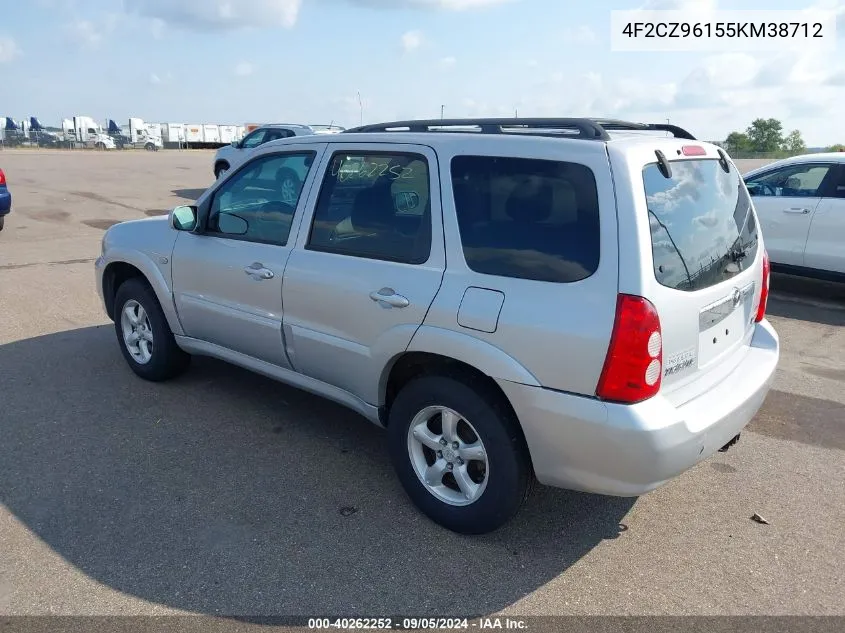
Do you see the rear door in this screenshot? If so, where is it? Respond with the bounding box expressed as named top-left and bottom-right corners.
top-left (803, 164), bottom-right (845, 275)
top-left (281, 143), bottom-right (445, 405)
top-left (610, 142), bottom-right (765, 407)
top-left (744, 162), bottom-right (837, 266)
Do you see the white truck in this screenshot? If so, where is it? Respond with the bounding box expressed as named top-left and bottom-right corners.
top-left (108, 118), bottom-right (162, 150)
top-left (62, 116), bottom-right (116, 149)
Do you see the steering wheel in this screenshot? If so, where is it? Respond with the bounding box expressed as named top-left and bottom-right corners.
top-left (750, 182), bottom-right (776, 197)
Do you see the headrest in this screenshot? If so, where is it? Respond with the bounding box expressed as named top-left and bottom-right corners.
top-left (351, 185), bottom-right (395, 231)
top-left (505, 180), bottom-right (553, 223)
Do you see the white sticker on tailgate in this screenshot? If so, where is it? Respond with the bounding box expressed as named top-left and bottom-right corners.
top-left (664, 348), bottom-right (697, 378)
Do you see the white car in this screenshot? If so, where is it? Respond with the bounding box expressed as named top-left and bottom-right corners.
top-left (744, 152), bottom-right (845, 280)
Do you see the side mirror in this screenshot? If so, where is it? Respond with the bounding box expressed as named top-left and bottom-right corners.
top-left (170, 205), bottom-right (197, 231)
top-left (217, 213), bottom-right (249, 235)
top-left (231, 140), bottom-right (240, 148)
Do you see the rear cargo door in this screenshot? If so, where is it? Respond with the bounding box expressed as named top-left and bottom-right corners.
top-left (609, 142), bottom-right (765, 409)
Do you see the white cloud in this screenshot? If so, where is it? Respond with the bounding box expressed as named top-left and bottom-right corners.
top-left (150, 18), bottom-right (166, 39)
top-left (0, 36), bottom-right (21, 63)
top-left (562, 25), bottom-right (596, 43)
top-left (64, 14), bottom-right (120, 50)
top-left (65, 20), bottom-right (103, 49)
top-left (122, 0), bottom-right (512, 33)
top-left (123, 0), bottom-right (302, 30)
top-left (640, 0), bottom-right (717, 11)
top-left (350, 0), bottom-right (513, 9)
top-left (439, 56), bottom-right (457, 68)
top-left (150, 73), bottom-right (161, 84)
top-left (234, 61), bottom-right (256, 76)
top-left (401, 30), bottom-right (424, 52)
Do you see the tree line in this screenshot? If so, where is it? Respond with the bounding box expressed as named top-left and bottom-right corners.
top-left (721, 118), bottom-right (844, 156)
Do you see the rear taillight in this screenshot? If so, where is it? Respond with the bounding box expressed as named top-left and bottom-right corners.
top-left (756, 250), bottom-right (770, 323)
top-left (0, 169), bottom-right (6, 186)
top-left (596, 294), bottom-right (663, 404)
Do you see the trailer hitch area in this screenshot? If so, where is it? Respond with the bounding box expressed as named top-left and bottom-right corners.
top-left (718, 433), bottom-right (741, 453)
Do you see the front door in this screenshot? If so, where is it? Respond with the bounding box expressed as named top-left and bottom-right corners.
top-left (172, 146), bottom-right (325, 367)
top-left (282, 144), bottom-right (445, 404)
top-left (745, 162), bottom-right (837, 266)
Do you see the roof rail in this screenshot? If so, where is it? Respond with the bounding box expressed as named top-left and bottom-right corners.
top-left (588, 119), bottom-right (696, 140)
top-left (342, 117), bottom-right (696, 141)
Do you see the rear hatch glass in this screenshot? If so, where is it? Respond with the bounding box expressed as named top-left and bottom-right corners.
top-left (642, 157), bottom-right (762, 402)
top-left (645, 159), bottom-right (758, 291)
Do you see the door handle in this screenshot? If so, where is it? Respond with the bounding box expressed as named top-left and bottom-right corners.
top-left (244, 263), bottom-right (274, 280)
top-left (783, 207), bottom-right (811, 214)
top-left (369, 288), bottom-right (410, 308)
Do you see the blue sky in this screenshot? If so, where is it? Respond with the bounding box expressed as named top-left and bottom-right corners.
top-left (1, 0), bottom-right (843, 144)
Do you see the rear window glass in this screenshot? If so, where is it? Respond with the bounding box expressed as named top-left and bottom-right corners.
top-left (644, 159), bottom-right (758, 292)
top-left (450, 156), bottom-right (600, 283)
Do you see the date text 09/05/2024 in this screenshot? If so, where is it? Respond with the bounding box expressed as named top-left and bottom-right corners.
top-left (621, 21), bottom-right (824, 39)
top-left (307, 617), bottom-right (528, 630)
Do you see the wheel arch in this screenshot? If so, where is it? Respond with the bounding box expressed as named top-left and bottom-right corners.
top-left (101, 251), bottom-right (184, 336)
top-left (380, 350), bottom-right (537, 478)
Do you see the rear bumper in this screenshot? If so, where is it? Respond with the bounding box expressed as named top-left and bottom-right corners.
top-left (498, 319), bottom-right (779, 496)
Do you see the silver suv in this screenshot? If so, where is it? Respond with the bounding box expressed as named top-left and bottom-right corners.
top-left (213, 124), bottom-right (320, 180)
top-left (95, 118), bottom-right (780, 534)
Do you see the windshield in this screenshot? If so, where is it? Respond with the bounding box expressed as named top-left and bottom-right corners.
top-left (644, 159), bottom-right (759, 292)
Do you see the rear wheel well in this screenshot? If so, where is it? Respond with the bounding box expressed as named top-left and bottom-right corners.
top-left (214, 160), bottom-right (230, 176)
top-left (383, 352), bottom-right (535, 474)
top-left (103, 262), bottom-right (146, 320)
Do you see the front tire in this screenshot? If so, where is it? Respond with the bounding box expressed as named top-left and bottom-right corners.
top-left (388, 375), bottom-right (532, 534)
top-left (113, 277), bottom-right (190, 381)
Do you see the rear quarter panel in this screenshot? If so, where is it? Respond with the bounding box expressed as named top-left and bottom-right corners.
top-left (418, 135), bottom-right (620, 396)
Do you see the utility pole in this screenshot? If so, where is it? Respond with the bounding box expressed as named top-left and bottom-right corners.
top-left (357, 91), bottom-right (363, 126)
top-left (441, 105), bottom-right (445, 120)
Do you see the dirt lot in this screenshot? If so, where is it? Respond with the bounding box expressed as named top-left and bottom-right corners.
top-left (0, 150), bottom-right (843, 618)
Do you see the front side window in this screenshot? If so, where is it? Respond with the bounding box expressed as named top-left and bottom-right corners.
top-left (307, 151), bottom-right (432, 264)
top-left (450, 155), bottom-right (600, 283)
top-left (645, 159), bottom-right (759, 292)
top-left (745, 163), bottom-right (834, 198)
top-left (241, 129), bottom-right (267, 149)
top-left (207, 152), bottom-right (315, 245)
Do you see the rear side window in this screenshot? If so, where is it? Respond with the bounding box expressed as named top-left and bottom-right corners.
top-left (450, 156), bottom-right (600, 283)
top-left (307, 152), bottom-right (432, 264)
top-left (644, 159), bottom-right (759, 292)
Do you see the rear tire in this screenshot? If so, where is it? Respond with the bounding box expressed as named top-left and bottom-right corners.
top-left (0, 217), bottom-right (5, 231)
top-left (387, 374), bottom-right (532, 534)
top-left (214, 163), bottom-right (229, 179)
top-left (113, 277), bottom-right (190, 382)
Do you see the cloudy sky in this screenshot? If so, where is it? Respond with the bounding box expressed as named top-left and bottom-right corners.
top-left (1, 0), bottom-right (843, 144)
